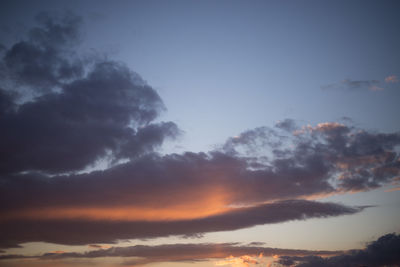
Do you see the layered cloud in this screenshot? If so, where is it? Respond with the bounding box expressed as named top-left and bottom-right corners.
top-left (277, 233), bottom-right (400, 267)
top-left (0, 12), bottom-right (400, 251)
top-left (0, 199), bottom-right (365, 248)
top-left (1, 233), bottom-right (399, 266)
top-left (0, 242), bottom-right (340, 266)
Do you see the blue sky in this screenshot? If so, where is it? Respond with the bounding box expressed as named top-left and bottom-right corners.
top-left (0, 1), bottom-right (399, 267)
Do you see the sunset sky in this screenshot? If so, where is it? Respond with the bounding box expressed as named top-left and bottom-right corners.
top-left (0, 1), bottom-right (400, 267)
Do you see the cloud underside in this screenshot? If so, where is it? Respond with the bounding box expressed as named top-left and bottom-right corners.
top-left (0, 200), bottom-right (364, 247)
top-left (0, 12), bottom-right (400, 249)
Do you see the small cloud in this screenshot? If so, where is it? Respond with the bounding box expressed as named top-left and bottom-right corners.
top-left (88, 244), bottom-right (111, 249)
top-left (369, 85), bottom-right (384, 91)
top-left (49, 251), bottom-right (66, 254)
top-left (248, 242), bottom-right (266, 246)
top-left (385, 75), bottom-right (399, 83)
top-left (215, 255), bottom-right (259, 267)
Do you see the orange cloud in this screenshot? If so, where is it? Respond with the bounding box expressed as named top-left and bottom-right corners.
top-left (215, 255), bottom-right (259, 267)
top-left (0, 184), bottom-right (234, 222)
top-left (49, 250), bottom-right (66, 254)
top-left (88, 244), bottom-right (111, 249)
top-left (385, 75), bottom-right (399, 83)
top-left (314, 122), bottom-right (345, 132)
top-left (385, 186), bottom-right (400, 192)
top-left (1, 199), bottom-right (231, 222)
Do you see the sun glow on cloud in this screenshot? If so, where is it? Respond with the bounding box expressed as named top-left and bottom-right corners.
top-left (1, 193), bottom-right (232, 221)
top-left (215, 255), bottom-right (260, 267)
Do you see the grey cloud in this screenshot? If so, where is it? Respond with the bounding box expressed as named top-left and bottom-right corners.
top-left (2, 11), bottom-right (84, 91)
top-left (0, 151), bottom-right (333, 213)
top-left (275, 118), bottom-right (298, 132)
top-left (223, 123), bottom-right (400, 193)
top-left (0, 13), bottom-right (179, 175)
top-left (277, 233), bottom-right (400, 267)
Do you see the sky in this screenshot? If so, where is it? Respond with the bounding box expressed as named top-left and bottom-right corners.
top-left (0, 0), bottom-right (399, 267)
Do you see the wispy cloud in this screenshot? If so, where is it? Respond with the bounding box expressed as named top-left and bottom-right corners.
top-left (322, 79), bottom-right (383, 91)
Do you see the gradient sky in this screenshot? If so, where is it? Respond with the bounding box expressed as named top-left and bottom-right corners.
top-left (0, 1), bottom-right (400, 267)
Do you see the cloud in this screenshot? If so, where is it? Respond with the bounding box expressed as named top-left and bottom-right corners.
top-left (0, 12), bottom-right (179, 175)
top-left (385, 75), bottom-right (399, 83)
top-left (2, 11), bottom-right (84, 91)
top-left (1, 11), bottom-right (400, 250)
top-left (0, 200), bottom-right (365, 248)
top-left (0, 242), bottom-right (340, 266)
top-left (215, 255), bottom-right (260, 267)
top-left (1, 120), bottom-right (399, 247)
top-left (88, 244), bottom-right (111, 249)
top-left (277, 233), bottom-right (400, 267)
top-left (322, 79), bottom-right (383, 91)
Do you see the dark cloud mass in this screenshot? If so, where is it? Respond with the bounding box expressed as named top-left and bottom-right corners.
top-left (277, 233), bottom-right (400, 267)
top-left (0, 11), bottom-right (400, 251)
top-left (0, 12), bottom-right (178, 175)
top-left (3, 11), bottom-right (84, 90)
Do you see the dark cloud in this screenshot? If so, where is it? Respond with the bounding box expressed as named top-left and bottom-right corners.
top-left (0, 200), bottom-right (364, 248)
top-left (1, 121), bottom-right (399, 247)
top-left (0, 12), bottom-right (179, 175)
top-left (277, 233), bottom-right (400, 267)
top-left (322, 79), bottom-right (382, 91)
top-left (224, 122), bottom-right (400, 193)
top-left (2, 11), bottom-right (84, 91)
top-left (275, 118), bottom-right (298, 132)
